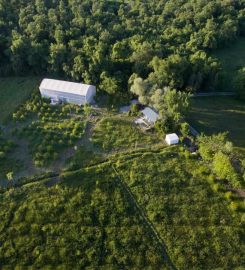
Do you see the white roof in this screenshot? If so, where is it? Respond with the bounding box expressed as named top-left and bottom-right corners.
top-left (165, 133), bottom-right (179, 140)
top-left (141, 107), bottom-right (159, 123)
top-left (40, 78), bottom-right (94, 96)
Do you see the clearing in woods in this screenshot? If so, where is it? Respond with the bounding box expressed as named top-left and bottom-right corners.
top-left (0, 77), bottom-right (40, 124)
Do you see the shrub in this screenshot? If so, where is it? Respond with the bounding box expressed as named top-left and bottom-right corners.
top-left (230, 201), bottom-right (239, 211)
top-left (224, 191), bottom-right (233, 200)
top-left (0, 151), bottom-right (6, 159)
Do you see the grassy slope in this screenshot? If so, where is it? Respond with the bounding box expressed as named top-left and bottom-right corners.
top-left (0, 77), bottom-right (40, 124)
top-left (188, 97), bottom-right (245, 149)
top-left (0, 165), bottom-right (168, 269)
top-left (92, 116), bottom-right (161, 151)
top-left (3, 148), bottom-right (242, 269)
top-left (213, 37), bottom-right (245, 91)
top-left (116, 149), bottom-right (244, 270)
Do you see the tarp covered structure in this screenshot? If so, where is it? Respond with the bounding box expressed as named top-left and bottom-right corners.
top-left (39, 78), bottom-right (96, 105)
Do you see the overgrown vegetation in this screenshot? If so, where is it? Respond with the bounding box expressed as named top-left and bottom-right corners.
top-left (0, 165), bottom-right (168, 269)
top-left (115, 148), bottom-right (245, 270)
top-left (0, 148), bottom-right (244, 269)
top-left (0, 131), bottom-right (19, 179)
top-left (92, 117), bottom-right (160, 151)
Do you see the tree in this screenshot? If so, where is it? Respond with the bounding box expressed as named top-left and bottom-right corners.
top-left (149, 55), bottom-right (190, 89)
top-left (212, 151), bottom-right (238, 184)
top-left (180, 122), bottom-right (190, 138)
top-left (159, 88), bottom-right (191, 122)
top-left (234, 67), bottom-right (245, 101)
top-left (6, 171), bottom-right (14, 183)
top-left (99, 72), bottom-right (120, 95)
top-left (197, 133), bottom-right (233, 161)
top-left (130, 77), bottom-right (151, 104)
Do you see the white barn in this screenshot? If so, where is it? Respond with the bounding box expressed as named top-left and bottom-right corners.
top-left (165, 133), bottom-right (179, 145)
top-left (141, 107), bottom-right (159, 125)
top-left (39, 78), bottom-right (96, 105)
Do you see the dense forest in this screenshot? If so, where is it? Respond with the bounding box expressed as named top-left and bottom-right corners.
top-left (0, 0), bottom-right (244, 96)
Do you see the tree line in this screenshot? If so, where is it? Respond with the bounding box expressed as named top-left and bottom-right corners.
top-left (0, 0), bottom-right (244, 97)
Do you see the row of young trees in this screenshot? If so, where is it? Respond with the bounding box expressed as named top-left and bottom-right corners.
top-left (197, 132), bottom-right (245, 188)
top-left (0, 0), bottom-right (244, 96)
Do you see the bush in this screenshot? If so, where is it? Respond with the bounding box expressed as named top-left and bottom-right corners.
top-left (0, 151), bottom-right (6, 159)
top-left (230, 201), bottom-right (239, 211)
top-left (224, 191), bottom-right (233, 200)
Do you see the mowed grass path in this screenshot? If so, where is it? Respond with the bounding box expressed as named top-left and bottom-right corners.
top-left (0, 77), bottom-right (40, 123)
top-left (188, 97), bottom-right (245, 148)
top-left (213, 37), bottom-right (245, 91)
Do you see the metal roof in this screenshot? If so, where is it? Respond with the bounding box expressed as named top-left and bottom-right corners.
top-left (40, 78), bottom-right (94, 96)
top-left (165, 133), bottom-right (179, 140)
top-left (141, 107), bottom-right (159, 123)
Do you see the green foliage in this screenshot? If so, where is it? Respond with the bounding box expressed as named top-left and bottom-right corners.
top-left (128, 104), bottom-right (139, 116)
top-left (92, 117), bottom-right (159, 151)
top-left (0, 167), bottom-right (167, 269)
top-left (115, 149), bottom-right (244, 270)
top-left (160, 88), bottom-right (191, 122)
top-left (15, 94), bottom-right (87, 166)
top-left (6, 171), bottom-right (14, 181)
top-left (213, 38), bottom-right (245, 92)
top-left (180, 122), bottom-right (190, 138)
top-left (0, 134), bottom-right (18, 179)
top-left (65, 146), bottom-right (104, 171)
top-left (213, 151), bottom-right (239, 185)
top-left (197, 133), bottom-right (233, 161)
top-left (0, 1), bottom-right (244, 95)
top-left (234, 67), bottom-right (245, 101)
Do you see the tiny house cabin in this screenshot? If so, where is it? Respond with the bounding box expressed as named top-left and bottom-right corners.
top-left (141, 107), bottom-right (159, 125)
top-left (39, 78), bottom-right (96, 105)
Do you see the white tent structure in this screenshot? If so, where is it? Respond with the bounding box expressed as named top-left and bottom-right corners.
top-left (39, 78), bottom-right (96, 105)
top-left (165, 133), bottom-right (179, 145)
top-left (141, 107), bottom-right (159, 125)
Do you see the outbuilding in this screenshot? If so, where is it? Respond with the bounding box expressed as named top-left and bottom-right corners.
top-left (39, 78), bottom-right (96, 105)
top-left (165, 133), bottom-right (179, 145)
top-left (141, 107), bottom-right (159, 125)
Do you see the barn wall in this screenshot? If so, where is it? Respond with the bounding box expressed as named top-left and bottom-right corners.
top-left (40, 88), bottom-right (86, 105)
top-left (85, 86), bottom-right (96, 103)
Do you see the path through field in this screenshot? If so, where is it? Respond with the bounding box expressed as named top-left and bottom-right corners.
top-left (112, 165), bottom-right (177, 270)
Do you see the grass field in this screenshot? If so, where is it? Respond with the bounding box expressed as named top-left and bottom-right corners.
top-left (115, 149), bottom-right (244, 270)
top-left (0, 164), bottom-right (168, 269)
top-left (2, 147), bottom-right (242, 269)
top-left (188, 97), bottom-right (245, 149)
top-left (92, 117), bottom-right (161, 152)
top-left (0, 77), bottom-right (40, 124)
top-left (213, 37), bottom-right (245, 91)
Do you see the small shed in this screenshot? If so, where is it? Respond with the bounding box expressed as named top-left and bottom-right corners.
top-left (141, 107), bottom-right (159, 124)
top-left (39, 78), bottom-right (96, 105)
top-left (165, 133), bottom-right (179, 145)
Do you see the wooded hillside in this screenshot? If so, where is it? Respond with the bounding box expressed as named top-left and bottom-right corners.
top-left (0, 0), bottom-right (244, 95)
